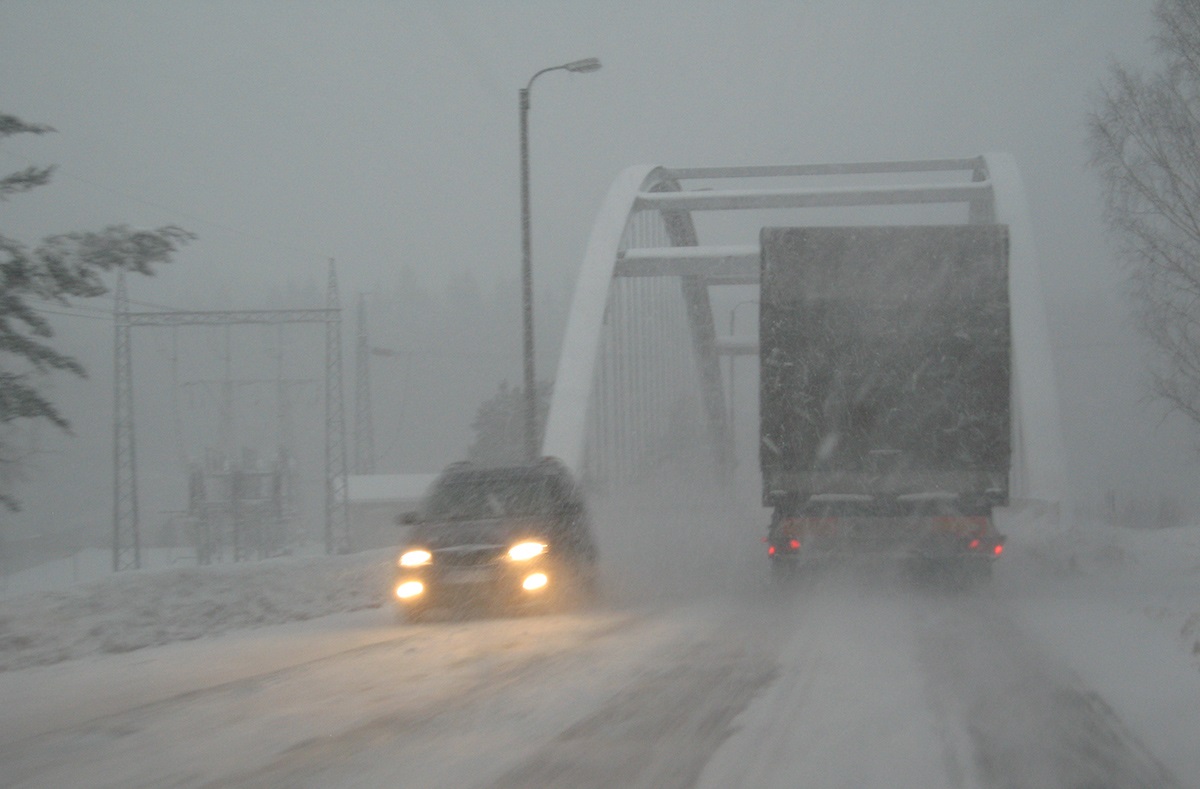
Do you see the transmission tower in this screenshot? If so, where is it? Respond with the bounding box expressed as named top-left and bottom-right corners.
top-left (353, 293), bottom-right (376, 474)
top-left (112, 259), bottom-right (351, 566)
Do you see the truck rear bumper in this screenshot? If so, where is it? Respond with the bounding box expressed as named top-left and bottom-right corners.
top-left (767, 522), bottom-right (1006, 562)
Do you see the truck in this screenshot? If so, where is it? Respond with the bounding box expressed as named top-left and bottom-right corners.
top-left (759, 224), bottom-right (1010, 582)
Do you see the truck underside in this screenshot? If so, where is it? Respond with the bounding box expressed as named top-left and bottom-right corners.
top-left (765, 493), bottom-right (1006, 582)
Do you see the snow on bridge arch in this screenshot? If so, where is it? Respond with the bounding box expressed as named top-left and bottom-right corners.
top-left (542, 155), bottom-right (1067, 513)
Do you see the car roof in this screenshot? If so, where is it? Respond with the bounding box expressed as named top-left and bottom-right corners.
top-left (437, 459), bottom-right (573, 484)
top-left (442, 466), bottom-right (545, 482)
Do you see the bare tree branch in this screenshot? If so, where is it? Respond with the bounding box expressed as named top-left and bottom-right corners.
top-left (1089, 1), bottom-right (1200, 434)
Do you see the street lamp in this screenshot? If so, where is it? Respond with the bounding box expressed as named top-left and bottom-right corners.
top-left (520, 57), bottom-right (601, 461)
top-left (728, 300), bottom-right (758, 454)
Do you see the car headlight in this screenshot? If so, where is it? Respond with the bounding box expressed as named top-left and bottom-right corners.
top-left (522, 572), bottom-right (548, 591)
top-left (398, 549), bottom-right (432, 567)
top-left (395, 580), bottom-right (425, 599)
top-left (507, 541), bottom-right (546, 561)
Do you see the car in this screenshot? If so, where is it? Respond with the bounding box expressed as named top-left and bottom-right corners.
top-left (391, 457), bottom-right (599, 621)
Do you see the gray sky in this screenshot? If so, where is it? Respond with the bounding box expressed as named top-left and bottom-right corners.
top-left (2, 1), bottom-right (1190, 536)
top-left (0, 1), bottom-right (1157, 302)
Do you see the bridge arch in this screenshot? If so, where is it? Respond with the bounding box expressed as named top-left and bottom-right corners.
top-left (543, 155), bottom-right (1067, 510)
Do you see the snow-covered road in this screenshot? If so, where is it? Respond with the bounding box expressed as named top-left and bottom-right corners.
top-left (2, 520), bottom-right (1200, 781)
top-left (0, 602), bottom-right (767, 788)
top-left (1, 508), bottom-right (1199, 788)
top-left (701, 571), bottom-right (1178, 789)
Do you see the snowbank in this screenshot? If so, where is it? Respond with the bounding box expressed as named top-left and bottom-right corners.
top-left (995, 519), bottom-right (1200, 781)
top-left (0, 549), bottom-right (395, 672)
top-left (1009, 519), bottom-right (1200, 664)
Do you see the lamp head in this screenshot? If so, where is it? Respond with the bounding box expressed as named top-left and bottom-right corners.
top-left (564, 58), bottom-right (602, 73)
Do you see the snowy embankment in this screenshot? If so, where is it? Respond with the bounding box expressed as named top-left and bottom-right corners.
top-left (0, 548), bottom-right (395, 672)
top-left (1010, 519), bottom-right (1200, 664)
top-left (997, 519), bottom-right (1200, 782)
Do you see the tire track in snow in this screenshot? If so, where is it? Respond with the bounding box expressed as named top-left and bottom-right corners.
top-left (201, 607), bottom-right (719, 789)
top-left (0, 610), bottom-right (639, 789)
top-left (696, 567), bottom-right (975, 789)
top-left (913, 591), bottom-right (1182, 789)
top-left (485, 631), bottom-right (777, 789)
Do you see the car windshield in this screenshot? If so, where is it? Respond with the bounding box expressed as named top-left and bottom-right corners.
top-left (423, 473), bottom-right (564, 520)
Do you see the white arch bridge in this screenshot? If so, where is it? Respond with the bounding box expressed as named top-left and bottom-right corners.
top-left (541, 154), bottom-right (1067, 513)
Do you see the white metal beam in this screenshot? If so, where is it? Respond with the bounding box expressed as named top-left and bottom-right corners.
top-left (542, 166), bottom-right (662, 474)
top-left (715, 337), bottom-right (759, 356)
top-left (633, 182), bottom-right (992, 213)
top-left (981, 152), bottom-right (1069, 511)
top-left (615, 245), bottom-right (758, 282)
top-left (663, 158), bottom-right (984, 181)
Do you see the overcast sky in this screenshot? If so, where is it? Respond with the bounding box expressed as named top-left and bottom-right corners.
top-left (2, 1), bottom-right (1189, 536)
top-left (1, 1), bottom-right (1159, 304)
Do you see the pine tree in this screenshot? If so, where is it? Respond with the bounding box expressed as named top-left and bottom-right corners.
top-left (0, 112), bottom-right (193, 509)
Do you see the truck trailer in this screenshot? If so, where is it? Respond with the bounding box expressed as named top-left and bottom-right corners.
top-left (759, 224), bottom-right (1010, 581)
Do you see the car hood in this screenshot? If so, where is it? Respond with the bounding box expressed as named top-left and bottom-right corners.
top-left (411, 517), bottom-right (551, 551)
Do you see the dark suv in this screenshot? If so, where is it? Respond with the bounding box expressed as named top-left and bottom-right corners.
top-left (392, 458), bottom-right (598, 620)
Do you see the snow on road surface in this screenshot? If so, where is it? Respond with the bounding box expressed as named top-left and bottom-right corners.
top-left (1, 513), bottom-right (1198, 788)
top-left (700, 570), bottom-right (1181, 789)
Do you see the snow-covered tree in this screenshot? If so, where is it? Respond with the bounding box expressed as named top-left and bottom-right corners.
top-left (1089, 0), bottom-right (1200, 429)
top-left (466, 380), bottom-right (550, 466)
top-left (1, 112), bottom-right (193, 510)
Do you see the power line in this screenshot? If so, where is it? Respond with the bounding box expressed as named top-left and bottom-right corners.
top-left (24, 291), bottom-right (191, 323)
top-left (27, 305), bottom-right (110, 323)
top-left (26, 297), bottom-right (110, 315)
top-left (91, 293), bottom-right (185, 312)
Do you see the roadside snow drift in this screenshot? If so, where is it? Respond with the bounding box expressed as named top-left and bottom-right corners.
top-left (0, 549), bottom-right (395, 672)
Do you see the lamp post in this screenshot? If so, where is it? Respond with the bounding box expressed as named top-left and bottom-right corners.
top-left (728, 300), bottom-right (758, 454)
top-left (520, 57), bottom-right (601, 461)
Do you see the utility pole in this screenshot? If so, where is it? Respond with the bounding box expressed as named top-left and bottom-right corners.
top-left (324, 260), bottom-right (351, 553)
top-left (112, 271), bottom-right (140, 571)
top-left (519, 57), bottom-right (602, 460)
